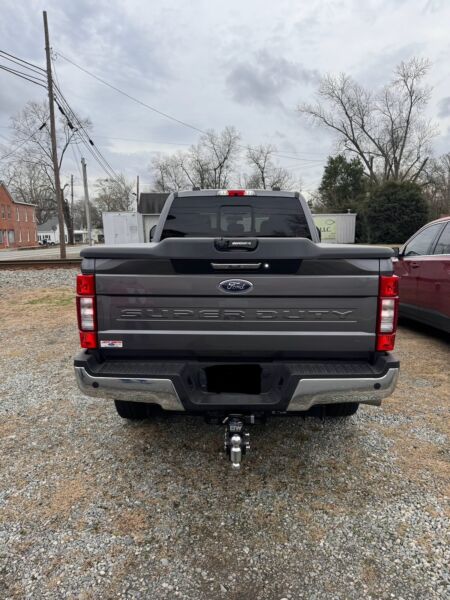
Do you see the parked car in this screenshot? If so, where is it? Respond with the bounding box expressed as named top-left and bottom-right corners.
top-left (74, 189), bottom-right (400, 468)
top-left (394, 216), bottom-right (450, 333)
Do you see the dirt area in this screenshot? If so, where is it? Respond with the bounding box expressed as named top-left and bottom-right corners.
top-left (0, 278), bottom-right (449, 599)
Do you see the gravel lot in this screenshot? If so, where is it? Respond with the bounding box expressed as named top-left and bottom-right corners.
top-left (0, 269), bottom-right (449, 600)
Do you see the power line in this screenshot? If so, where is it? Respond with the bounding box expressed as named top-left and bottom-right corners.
top-left (0, 64), bottom-right (47, 88)
top-left (95, 134), bottom-right (325, 161)
top-left (57, 51), bottom-right (206, 135)
top-left (95, 134), bottom-right (193, 146)
top-left (56, 51), bottom-right (327, 166)
top-left (55, 91), bottom-right (120, 182)
top-left (0, 51), bottom-right (46, 80)
top-left (0, 122), bottom-right (47, 161)
top-left (52, 81), bottom-right (121, 183)
top-left (0, 50), bottom-right (45, 73)
top-left (51, 57), bottom-right (123, 184)
top-left (71, 140), bottom-right (84, 181)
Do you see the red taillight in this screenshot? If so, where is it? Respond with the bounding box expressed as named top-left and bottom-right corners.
top-left (77, 274), bottom-right (95, 295)
top-left (379, 275), bottom-right (399, 297)
top-left (376, 334), bottom-right (397, 352)
top-left (76, 274), bottom-right (97, 349)
top-left (376, 275), bottom-right (399, 352)
top-left (79, 331), bottom-right (97, 349)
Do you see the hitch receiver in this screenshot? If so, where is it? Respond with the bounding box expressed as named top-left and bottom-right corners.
top-left (224, 415), bottom-right (252, 469)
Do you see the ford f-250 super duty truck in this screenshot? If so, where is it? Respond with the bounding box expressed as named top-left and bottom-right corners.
top-left (74, 189), bottom-right (399, 467)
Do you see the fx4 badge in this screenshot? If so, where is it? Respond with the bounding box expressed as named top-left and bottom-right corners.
top-left (219, 279), bottom-right (253, 294)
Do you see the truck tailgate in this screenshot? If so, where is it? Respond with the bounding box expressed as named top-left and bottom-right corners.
top-left (83, 238), bottom-right (391, 357)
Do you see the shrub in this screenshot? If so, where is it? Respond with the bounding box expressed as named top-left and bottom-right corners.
top-left (366, 181), bottom-right (428, 244)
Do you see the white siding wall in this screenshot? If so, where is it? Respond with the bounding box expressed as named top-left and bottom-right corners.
top-left (312, 213), bottom-right (356, 244)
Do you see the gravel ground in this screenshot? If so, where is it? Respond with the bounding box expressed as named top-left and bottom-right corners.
top-left (0, 269), bottom-right (449, 600)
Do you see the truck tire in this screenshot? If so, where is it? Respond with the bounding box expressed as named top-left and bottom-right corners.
top-left (114, 400), bottom-right (148, 420)
top-left (324, 402), bottom-right (359, 417)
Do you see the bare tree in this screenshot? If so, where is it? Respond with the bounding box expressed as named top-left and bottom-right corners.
top-left (299, 58), bottom-right (437, 184)
top-left (423, 153), bottom-right (450, 219)
top-left (3, 161), bottom-right (54, 224)
top-left (151, 153), bottom-right (189, 192)
top-left (94, 175), bottom-right (134, 213)
top-left (72, 198), bottom-right (102, 229)
top-left (4, 100), bottom-right (90, 238)
top-left (149, 127), bottom-right (241, 191)
top-left (245, 144), bottom-right (297, 190)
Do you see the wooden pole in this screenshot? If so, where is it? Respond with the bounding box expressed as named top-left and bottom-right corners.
top-left (43, 11), bottom-right (66, 258)
top-left (81, 157), bottom-right (92, 245)
top-left (136, 175), bottom-right (140, 210)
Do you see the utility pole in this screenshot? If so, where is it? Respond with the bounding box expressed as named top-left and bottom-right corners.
top-left (81, 158), bottom-right (92, 246)
top-left (136, 175), bottom-right (140, 210)
top-left (70, 174), bottom-right (74, 217)
top-left (43, 10), bottom-right (66, 259)
top-left (70, 174), bottom-right (74, 244)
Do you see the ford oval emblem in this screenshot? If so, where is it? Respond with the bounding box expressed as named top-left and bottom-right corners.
top-left (219, 279), bottom-right (253, 294)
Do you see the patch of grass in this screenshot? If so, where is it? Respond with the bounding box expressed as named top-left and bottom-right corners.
top-left (26, 293), bottom-right (74, 307)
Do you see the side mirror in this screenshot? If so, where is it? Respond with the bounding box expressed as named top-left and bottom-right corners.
top-left (393, 247), bottom-right (400, 258)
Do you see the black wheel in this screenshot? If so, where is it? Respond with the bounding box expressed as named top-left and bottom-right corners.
top-left (114, 400), bottom-right (148, 420)
top-left (324, 402), bottom-right (359, 418)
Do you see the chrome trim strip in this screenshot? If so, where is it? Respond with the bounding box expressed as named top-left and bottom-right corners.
top-left (287, 368), bottom-right (399, 411)
top-left (74, 367), bottom-right (184, 411)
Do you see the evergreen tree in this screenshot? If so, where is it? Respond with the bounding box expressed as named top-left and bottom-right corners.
top-left (366, 181), bottom-right (428, 243)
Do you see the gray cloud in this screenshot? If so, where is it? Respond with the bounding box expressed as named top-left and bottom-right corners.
top-left (226, 51), bottom-right (319, 108)
top-left (1, 0), bottom-right (449, 197)
top-left (438, 97), bottom-right (450, 118)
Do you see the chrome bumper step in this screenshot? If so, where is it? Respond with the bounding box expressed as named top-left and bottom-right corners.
top-left (75, 364), bottom-right (399, 412)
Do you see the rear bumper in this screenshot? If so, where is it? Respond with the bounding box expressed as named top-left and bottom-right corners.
top-left (288, 368), bottom-right (398, 411)
top-left (74, 351), bottom-right (399, 413)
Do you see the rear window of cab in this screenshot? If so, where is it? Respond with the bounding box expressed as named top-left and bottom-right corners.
top-left (161, 196), bottom-right (311, 239)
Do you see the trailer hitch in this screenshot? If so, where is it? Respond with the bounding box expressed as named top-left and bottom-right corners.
top-left (223, 415), bottom-right (253, 469)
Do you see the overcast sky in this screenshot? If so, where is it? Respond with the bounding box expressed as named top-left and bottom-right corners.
top-left (0, 0), bottom-right (449, 200)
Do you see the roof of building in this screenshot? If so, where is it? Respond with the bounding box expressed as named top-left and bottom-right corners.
top-left (0, 181), bottom-right (37, 207)
top-left (37, 216), bottom-right (60, 232)
top-left (138, 192), bottom-right (169, 214)
top-left (14, 200), bottom-right (37, 207)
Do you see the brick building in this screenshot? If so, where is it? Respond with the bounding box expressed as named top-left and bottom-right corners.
top-left (0, 181), bottom-right (38, 249)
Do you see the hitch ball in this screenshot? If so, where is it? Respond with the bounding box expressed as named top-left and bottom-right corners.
top-left (230, 434), bottom-right (243, 469)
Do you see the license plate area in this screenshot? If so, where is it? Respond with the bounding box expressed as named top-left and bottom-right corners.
top-left (204, 364), bottom-right (262, 395)
top-left (181, 362), bottom-right (292, 408)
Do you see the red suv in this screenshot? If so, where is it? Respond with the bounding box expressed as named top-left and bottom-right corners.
top-left (394, 217), bottom-right (450, 333)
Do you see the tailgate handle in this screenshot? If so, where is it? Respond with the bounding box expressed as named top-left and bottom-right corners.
top-left (215, 238), bottom-right (258, 251)
top-left (211, 263), bottom-right (262, 270)
top-left (410, 262), bottom-right (420, 269)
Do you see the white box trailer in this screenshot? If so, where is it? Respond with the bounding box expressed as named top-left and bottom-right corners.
top-left (312, 213), bottom-right (356, 243)
top-left (102, 212), bottom-right (144, 245)
top-left (143, 214), bottom-right (160, 242)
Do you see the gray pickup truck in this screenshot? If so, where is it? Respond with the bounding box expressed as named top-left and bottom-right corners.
top-left (74, 189), bottom-right (399, 467)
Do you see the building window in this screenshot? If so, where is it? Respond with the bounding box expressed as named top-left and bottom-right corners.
top-left (32, 211), bottom-right (36, 223)
top-left (8, 230), bottom-right (15, 243)
top-left (16, 207), bottom-right (20, 221)
top-left (1, 205), bottom-right (4, 219)
top-left (25, 209), bottom-right (28, 222)
top-left (19, 230), bottom-right (22, 242)
top-left (27, 230), bottom-right (30, 242)
top-left (7, 206), bottom-right (11, 219)
top-left (35, 231), bottom-right (37, 241)
top-left (0, 230), bottom-right (3, 243)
